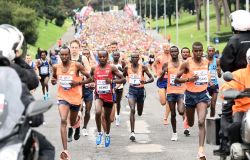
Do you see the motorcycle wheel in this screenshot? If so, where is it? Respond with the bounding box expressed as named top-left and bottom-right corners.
top-left (220, 156), bottom-right (227, 160)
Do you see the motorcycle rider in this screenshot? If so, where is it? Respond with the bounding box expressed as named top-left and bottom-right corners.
top-left (220, 10), bottom-right (250, 72)
top-left (216, 49), bottom-right (250, 156)
top-left (0, 24), bottom-right (55, 160)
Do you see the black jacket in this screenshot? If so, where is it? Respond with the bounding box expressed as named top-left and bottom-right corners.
top-left (11, 57), bottom-right (39, 107)
top-left (220, 32), bottom-right (250, 72)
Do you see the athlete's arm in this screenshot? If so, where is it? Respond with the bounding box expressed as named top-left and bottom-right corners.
top-left (159, 62), bottom-right (168, 79)
top-left (152, 57), bottom-right (159, 77)
top-left (76, 62), bottom-right (92, 86)
top-left (112, 65), bottom-right (126, 84)
top-left (51, 65), bottom-right (57, 85)
top-left (175, 61), bottom-right (190, 83)
top-left (90, 66), bottom-right (95, 82)
top-left (216, 59), bottom-right (222, 78)
top-left (123, 66), bottom-right (128, 77)
top-left (142, 65), bottom-right (154, 84)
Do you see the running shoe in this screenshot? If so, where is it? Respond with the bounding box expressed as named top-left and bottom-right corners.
top-left (82, 128), bottom-right (88, 136)
top-left (105, 135), bottom-right (111, 147)
top-left (184, 129), bottom-right (190, 136)
top-left (67, 127), bottom-right (73, 142)
top-left (171, 133), bottom-right (178, 141)
top-left (96, 132), bottom-right (103, 145)
top-left (115, 115), bottom-right (120, 126)
top-left (130, 132), bottom-right (136, 142)
top-left (74, 127), bottom-right (80, 140)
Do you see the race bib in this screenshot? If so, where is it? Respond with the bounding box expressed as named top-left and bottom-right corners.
top-left (40, 66), bottom-right (49, 75)
top-left (194, 70), bottom-right (208, 85)
top-left (169, 74), bottom-right (181, 87)
top-left (129, 74), bottom-right (141, 86)
top-left (210, 70), bottom-right (217, 80)
top-left (96, 80), bottom-right (111, 94)
top-left (59, 75), bottom-right (73, 90)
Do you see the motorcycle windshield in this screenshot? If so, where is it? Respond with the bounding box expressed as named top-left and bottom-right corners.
top-left (0, 67), bottom-right (24, 139)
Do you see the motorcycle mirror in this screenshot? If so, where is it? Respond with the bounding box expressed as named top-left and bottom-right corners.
top-left (223, 89), bottom-right (241, 100)
top-left (26, 100), bottom-right (53, 117)
top-left (223, 71), bottom-right (234, 82)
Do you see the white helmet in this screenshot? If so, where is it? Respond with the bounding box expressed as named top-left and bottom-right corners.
top-left (247, 48), bottom-right (250, 64)
top-left (0, 24), bottom-right (24, 61)
top-left (230, 10), bottom-right (250, 31)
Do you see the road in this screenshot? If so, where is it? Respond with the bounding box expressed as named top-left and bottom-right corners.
top-left (34, 27), bottom-right (222, 160)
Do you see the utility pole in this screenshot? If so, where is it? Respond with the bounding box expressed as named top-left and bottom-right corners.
top-left (176, 0), bottom-right (178, 46)
top-left (247, 0), bottom-right (249, 12)
top-left (156, 0), bottom-right (158, 32)
top-left (164, 0), bottom-right (166, 40)
top-left (207, 0), bottom-right (210, 46)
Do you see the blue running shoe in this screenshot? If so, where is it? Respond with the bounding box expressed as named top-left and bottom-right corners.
top-left (105, 135), bottom-right (110, 147)
top-left (96, 132), bottom-right (103, 145)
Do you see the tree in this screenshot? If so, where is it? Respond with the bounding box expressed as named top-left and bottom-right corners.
top-left (194, 0), bottom-right (201, 30)
top-left (222, 0), bottom-right (230, 27)
top-left (213, 0), bottom-right (221, 32)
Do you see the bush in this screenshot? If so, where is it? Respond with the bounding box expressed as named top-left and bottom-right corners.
top-left (55, 14), bottom-right (66, 27)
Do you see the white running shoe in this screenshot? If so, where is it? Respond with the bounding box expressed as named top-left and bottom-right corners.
top-left (171, 133), bottom-right (178, 141)
top-left (82, 128), bottom-right (88, 136)
top-left (115, 115), bottom-right (120, 126)
top-left (130, 132), bottom-right (136, 141)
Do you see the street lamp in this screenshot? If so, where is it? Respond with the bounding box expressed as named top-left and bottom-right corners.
top-left (247, 0), bottom-right (249, 12)
top-left (156, 0), bottom-right (158, 33)
top-left (140, 0), bottom-right (142, 17)
top-left (207, 0), bottom-right (210, 46)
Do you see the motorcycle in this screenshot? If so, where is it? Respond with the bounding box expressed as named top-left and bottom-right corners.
top-left (207, 71), bottom-right (250, 160)
top-left (0, 67), bottom-right (53, 160)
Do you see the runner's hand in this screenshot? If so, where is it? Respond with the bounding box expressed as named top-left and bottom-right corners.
top-left (70, 80), bottom-right (81, 87)
top-left (105, 78), bottom-right (112, 84)
top-left (189, 74), bottom-right (199, 82)
top-left (140, 79), bottom-right (146, 84)
top-left (51, 78), bottom-right (57, 85)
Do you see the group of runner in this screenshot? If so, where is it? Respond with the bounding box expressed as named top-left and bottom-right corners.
top-left (28, 11), bottom-right (222, 160)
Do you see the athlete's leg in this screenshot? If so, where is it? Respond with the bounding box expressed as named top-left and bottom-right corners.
top-left (210, 92), bottom-right (218, 117)
top-left (58, 103), bottom-right (70, 150)
top-left (196, 102), bottom-right (208, 154)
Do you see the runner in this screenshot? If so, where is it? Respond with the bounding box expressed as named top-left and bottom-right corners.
top-left (161, 46), bottom-right (185, 141)
top-left (51, 46), bottom-right (91, 159)
top-left (180, 46), bottom-right (191, 136)
top-left (36, 50), bottom-right (50, 101)
top-left (81, 48), bottom-right (97, 136)
top-left (112, 51), bottom-right (125, 126)
top-left (153, 44), bottom-right (171, 125)
top-left (123, 52), bottom-right (154, 141)
top-left (25, 54), bottom-right (36, 70)
top-left (181, 47), bottom-right (191, 60)
top-left (206, 46), bottom-right (221, 117)
top-left (91, 49), bottom-right (125, 147)
top-left (175, 42), bottom-right (210, 159)
top-left (67, 40), bottom-right (90, 141)
top-left (148, 52), bottom-right (155, 71)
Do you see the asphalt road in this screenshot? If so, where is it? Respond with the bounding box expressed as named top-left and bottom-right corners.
top-left (34, 26), bottom-right (223, 160)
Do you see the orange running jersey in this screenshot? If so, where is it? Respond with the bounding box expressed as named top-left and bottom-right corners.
top-left (185, 58), bottom-right (209, 93)
top-left (57, 62), bottom-right (83, 105)
top-left (167, 61), bottom-right (186, 94)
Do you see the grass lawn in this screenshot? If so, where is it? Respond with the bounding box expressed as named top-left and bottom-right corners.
top-left (148, 4), bottom-right (232, 53)
top-left (27, 18), bottom-right (72, 58)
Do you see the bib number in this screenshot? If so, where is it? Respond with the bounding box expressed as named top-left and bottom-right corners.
top-left (194, 70), bottom-right (208, 85)
top-left (96, 80), bottom-right (111, 94)
top-left (170, 74), bottom-right (181, 87)
top-left (40, 66), bottom-right (49, 75)
top-left (129, 74), bottom-right (141, 86)
top-left (59, 75), bottom-right (73, 90)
